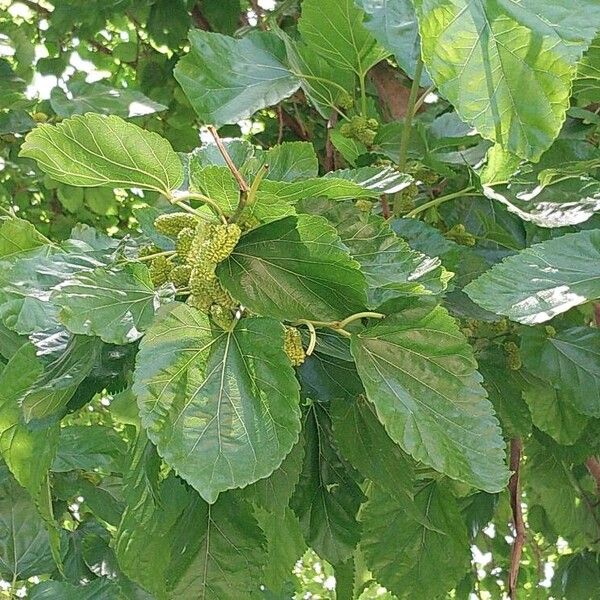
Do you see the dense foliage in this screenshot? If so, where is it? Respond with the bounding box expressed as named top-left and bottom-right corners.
top-left (2, 0), bottom-right (600, 598)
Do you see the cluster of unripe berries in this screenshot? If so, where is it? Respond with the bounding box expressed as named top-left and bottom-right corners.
top-left (141, 211), bottom-right (307, 365)
top-left (340, 115), bottom-right (379, 146)
top-left (142, 212), bottom-right (241, 330)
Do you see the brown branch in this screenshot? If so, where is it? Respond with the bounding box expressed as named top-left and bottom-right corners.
top-left (508, 437), bottom-right (525, 599)
top-left (207, 125), bottom-right (250, 193)
top-left (324, 112), bottom-right (338, 172)
top-left (18, 0), bottom-right (50, 17)
top-left (191, 3), bottom-right (212, 31)
top-left (594, 303), bottom-right (600, 327)
top-left (280, 108), bottom-right (309, 140)
top-left (381, 195), bottom-right (391, 219)
top-left (586, 457), bottom-right (600, 497)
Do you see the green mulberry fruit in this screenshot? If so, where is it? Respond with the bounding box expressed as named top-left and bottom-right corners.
top-left (204, 224), bottom-right (242, 264)
top-left (176, 227), bottom-right (196, 260)
top-left (284, 326), bottom-right (305, 367)
top-left (337, 92), bottom-right (354, 110)
top-left (445, 224), bottom-right (476, 247)
top-left (170, 264), bottom-right (192, 287)
top-left (188, 222), bottom-right (215, 267)
top-left (355, 199), bottom-right (373, 213)
top-left (149, 255), bottom-right (172, 287)
top-left (189, 265), bottom-right (237, 312)
top-left (395, 182), bottom-right (418, 215)
top-left (154, 212), bottom-right (199, 237)
top-left (339, 115), bottom-right (379, 146)
top-left (210, 304), bottom-right (236, 331)
top-left (504, 341), bottom-right (522, 371)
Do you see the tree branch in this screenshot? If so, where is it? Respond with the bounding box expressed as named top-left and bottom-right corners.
top-left (586, 456), bottom-right (600, 497)
top-left (191, 3), bottom-right (212, 30)
top-left (207, 125), bottom-right (249, 193)
top-left (18, 0), bottom-right (50, 17)
top-left (280, 107), bottom-right (309, 140)
top-left (324, 112), bottom-right (338, 172)
top-left (508, 437), bottom-right (525, 599)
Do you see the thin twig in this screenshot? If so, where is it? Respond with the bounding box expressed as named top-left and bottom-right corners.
top-left (190, 2), bottom-right (212, 30)
top-left (508, 437), bottom-right (525, 599)
top-left (586, 457), bottom-right (600, 497)
top-left (325, 112), bottom-right (338, 172)
top-left (207, 125), bottom-right (250, 193)
top-left (277, 106), bottom-right (284, 145)
top-left (396, 59), bottom-right (424, 172)
top-left (381, 195), bottom-right (390, 219)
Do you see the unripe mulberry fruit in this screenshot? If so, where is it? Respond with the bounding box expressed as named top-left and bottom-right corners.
top-left (355, 199), bottom-right (373, 212)
top-left (204, 224), bottom-right (242, 264)
top-left (176, 227), bottom-right (196, 260)
top-left (154, 212), bottom-right (199, 237)
top-left (170, 264), bottom-right (192, 287)
top-left (337, 92), bottom-right (354, 110)
top-left (445, 224), bottom-right (476, 247)
top-left (504, 341), bottom-right (522, 371)
top-left (33, 112), bottom-right (48, 123)
top-left (284, 326), bottom-right (305, 367)
top-left (340, 115), bottom-right (379, 146)
top-left (210, 304), bottom-right (236, 331)
top-left (395, 182), bottom-right (418, 214)
top-left (149, 255), bottom-right (172, 287)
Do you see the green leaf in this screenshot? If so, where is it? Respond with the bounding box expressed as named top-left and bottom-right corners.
top-left (189, 164), bottom-right (239, 213)
top-left (115, 472), bottom-right (194, 599)
top-left (524, 438), bottom-right (600, 548)
top-left (52, 263), bottom-right (161, 345)
top-left (299, 199), bottom-right (450, 307)
top-left (291, 405), bottom-right (365, 565)
top-left (21, 334), bottom-right (101, 422)
top-left (53, 425), bottom-right (127, 473)
top-left (134, 303), bottom-right (301, 503)
top-left (254, 505), bottom-right (306, 593)
top-left (219, 215), bottom-right (367, 322)
top-left (360, 481), bottom-right (470, 599)
top-left (0, 344), bottom-right (59, 496)
top-left (20, 114), bottom-right (183, 195)
top-left (351, 306), bottom-right (509, 493)
top-left (175, 30), bottom-right (299, 126)
top-left (0, 245), bottom-right (111, 336)
top-left (414, 0), bottom-right (600, 160)
top-left (0, 217), bottom-right (49, 259)
top-left (465, 230), bottom-right (600, 324)
top-left (521, 326), bottom-right (600, 417)
top-left (191, 139), bottom-right (255, 171)
top-left (298, 0), bottom-right (388, 77)
top-left (0, 109), bottom-right (35, 134)
top-left (243, 437), bottom-right (305, 514)
top-left (282, 35), bottom-right (355, 118)
top-left (519, 370), bottom-right (587, 446)
top-left (478, 351), bottom-right (532, 438)
top-left (251, 141), bottom-right (319, 182)
top-left (29, 579), bottom-right (123, 600)
top-left (168, 494), bottom-right (267, 600)
top-left (298, 351), bottom-right (363, 404)
top-left (355, 0), bottom-right (432, 84)
top-left (0, 473), bottom-right (54, 582)
top-left (331, 396), bottom-right (414, 498)
top-left (50, 79), bottom-right (167, 118)
top-left (483, 140), bottom-right (600, 227)
top-left (575, 34), bottom-right (600, 104)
